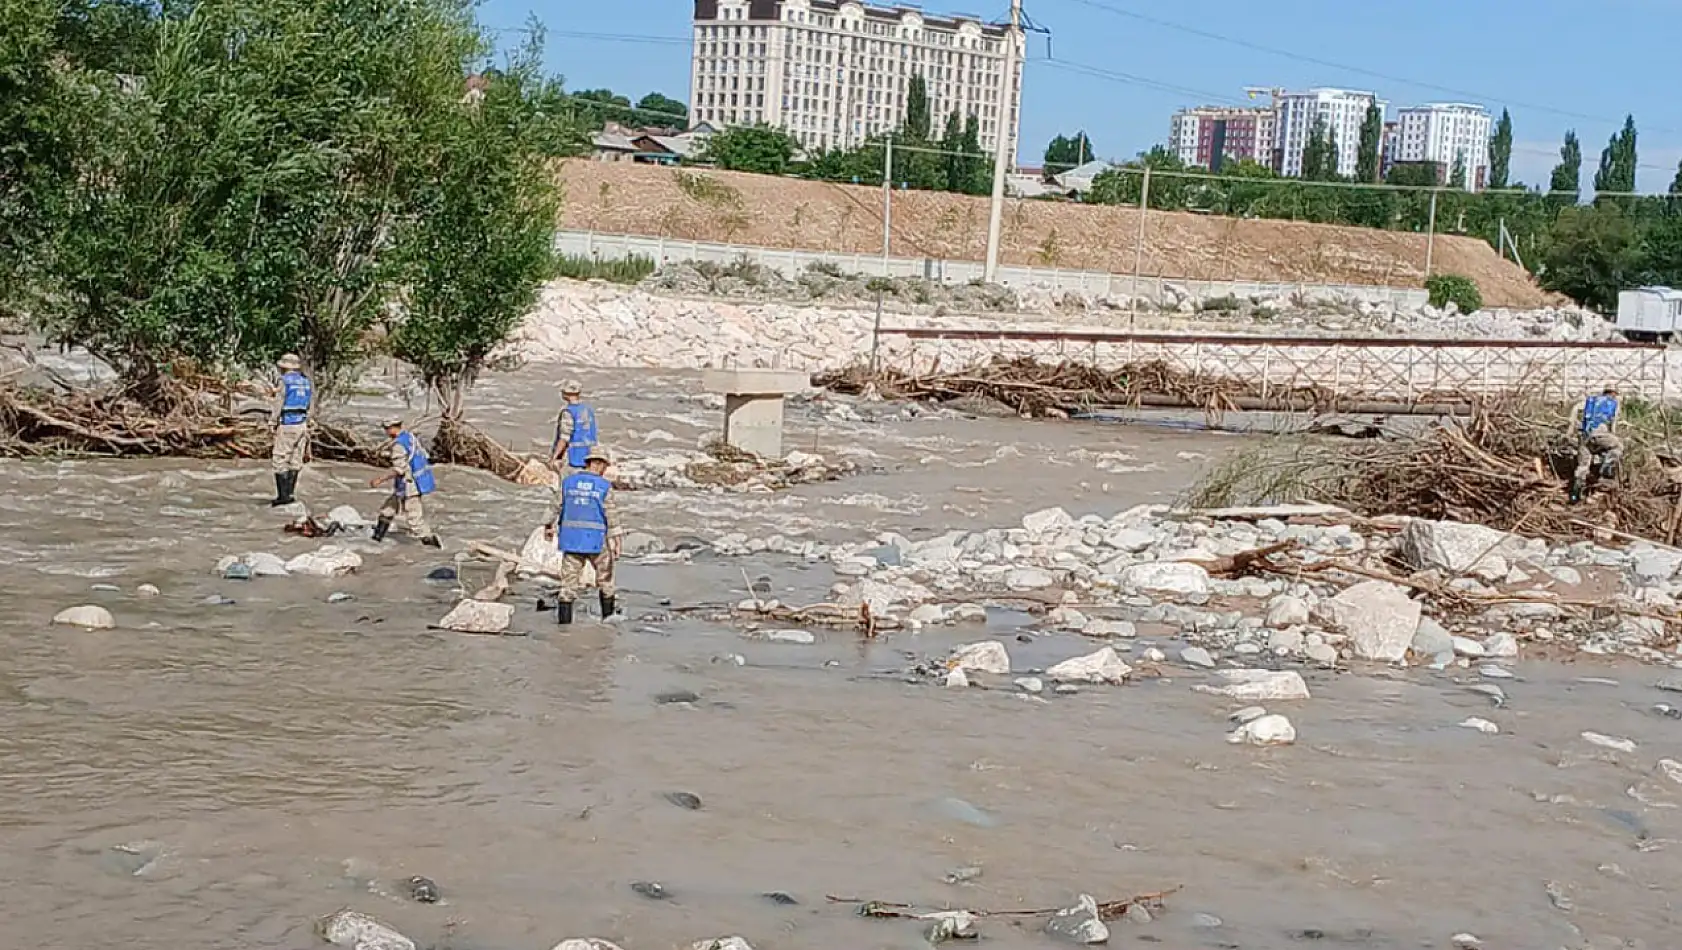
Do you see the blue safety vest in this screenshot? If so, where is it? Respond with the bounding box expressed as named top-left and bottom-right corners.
top-left (555, 403), bottom-right (598, 468)
top-left (393, 431), bottom-right (437, 496)
top-left (279, 371), bottom-right (312, 425)
top-left (1581, 394), bottom-right (1618, 434)
top-left (557, 472), bottom-right (611, 554)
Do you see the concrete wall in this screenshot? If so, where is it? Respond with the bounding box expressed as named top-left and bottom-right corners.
top-left (555, 230), bottom-right (1432, 311)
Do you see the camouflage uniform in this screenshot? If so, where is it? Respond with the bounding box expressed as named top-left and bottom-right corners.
top-left (379, 437), bottom-right (434, 538)
top-left (546, 477), bottom-right (621, 599)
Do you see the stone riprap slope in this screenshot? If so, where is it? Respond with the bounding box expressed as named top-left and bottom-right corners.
top-left (558, 159), bottom-right (1557, 309)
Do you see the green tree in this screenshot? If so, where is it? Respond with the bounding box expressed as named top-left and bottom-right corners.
top-left (700, 123), bottom-right (799, 175)
top-left (902, 73), bottom-right (931, 142)
top-left (1489, 108), bottom-right (1512, 189)
top-left (1088, 146), bottom-right (1189, 210)
top-left (940, 110), bottom-right (965, 193)
top-left (1355, 103), bottom-right (1383, 183)
top-left (1043, 131), bottom-right (1095, 175)
top-left (633, 91), bottom-right (687, 128)
top-left (1549, 130), bottom-right (1582, 207)
top-left (391, 41), bottom-right (560, 424)
top-left (1540, 204), bottom-right (1640, 311)
top-left (1449, 153), bottom-right (1467, 190)
top-left (530, 77), bottom-right (593, 157)
top-left (1593, 115), bottom-right (1638, 200)
top-left (46, 0), bottom-right (484, 392)
top-left (960, 113), bottom-right (989, 195)
top-left (570, 88), bottom-right (634, 127)
top-left (1672, 160), bottom-right (1682, 195)
top-left (1387, 162), bottom-right (1440, 187)
top-left (1301, 115), bottom-right (1337, 181)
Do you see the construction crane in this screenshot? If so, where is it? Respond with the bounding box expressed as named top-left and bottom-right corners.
top-left (1243, 86), bottom-right (1284, 103)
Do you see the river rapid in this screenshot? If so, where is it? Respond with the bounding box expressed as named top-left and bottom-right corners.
top-left (1, 365), bottom-right (1678, 950)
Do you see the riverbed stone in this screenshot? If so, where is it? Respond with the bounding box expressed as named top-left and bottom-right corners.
top-left (908, 604), bottom-right (947, 625)
top-left (437, 600), bottom-right (514, 634)
top-left (1180, 646), bottom-right (1216, 668)
top-left (1268, 627), bottom-right (1305, 654)
top-left (1397, 519), bottom-right (1519, 574)
top-left (1081, 618), bottom-right (1136, 638)
top-left (1451, 635), bottom-right (1487, 658)
top-left (326, 505), bottom-right (369, 529)
top-left (1023, 506), bottom-right (1074, 536)
top-left (1006, 566), bottom-right (1056, 590)
top-left (1483, 632), bottom-right (1519, 658)
top-left (285, 545), bottom-right (362, 578)
top-left (1229, 713), bottom-right (1296, 746)
top-left (52, 605), bottom-right (114, 629)
top-left (1305, 642), bottom-right (1339, 665)
top-left (950, 640), bottom-right (1011, 675)
top-left (1195, 669), bottom-right (1312, 701)
top-left (944, 668), bottom-right (970, 689)
top-left (765, 628), bottom-right (816, 644)
top-left (1118, 561), bottom-right (1210, 596)
top-left (1046, 646), bottom-right (1132, 684)
top-left (1103, 527), bottom-right (1158, 552)
top-left (552, 941), bottom-right (627, 950)
top-left (1265, 594), bottom-right (1310, 627)
top-left (1317, 580), bottom-right (1420, 662)
top-left (691, 939), bottom-right (755, 950)
top-left (317, 910), bottom-right (416, 950)
top-left (1410, 616), bottom-right (1453, 656)
top-left (1044, 894), bottom-right (1110, 945)
top-left (241, 552), bottom-right (289, 577)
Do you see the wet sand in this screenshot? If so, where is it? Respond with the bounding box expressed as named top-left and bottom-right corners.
top-left (1, 366), bottom-right (1679, 950)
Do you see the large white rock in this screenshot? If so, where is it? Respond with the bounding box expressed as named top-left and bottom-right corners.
top-left (1316, 580), bottom-right (1420, 662)
top-left (1228, 714), bottom-right (1297, 746)
top-left (1006, 567), bottom-right (1056, 590)
top-left (1103, 527), bottom-right (1158, 553)
top-left (52, 605), bottom-right (114, 629)
top-left (950, 640), bottom-right (1011, 675)
top-left (284, 545), bottom-right (363, 577)
top-left (1117, 561), bottom-right (1210, 596)
top-left (1022, 507), bottom-right (1074, 536)
top-left (325, 505), bottom-right (369, 529)
top-left (243, 552), bottom-right (290, 577)
top-left (317, 910), bottom-right (416, 950)
top-left (691, 939), bottom-right (755, 950)
top-left (552, 941), bottom-right (626, 950)
top-left (518, 526), bottom-right (568, 577)
top-left (1194, 669), bottom-right (1312, 701)
top-left (437, 600), bottom-right (515, 634)
top-left (1397, 519), bottom-right (1521, 574)
top-left (1265, 595), bottom-right (1310, 628)
top-left (1046, 647), bottom-right (1132, 684)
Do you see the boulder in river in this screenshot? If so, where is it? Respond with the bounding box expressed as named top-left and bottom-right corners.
top-left (551, 941), bottom-right (628, 950)
top-left (1044, 894), bottom-right (1110, 945)
top-left (691, 939), bottom-right (755, 950)
top-left (437, 600), bottom-right (514, 634)
top-left (1228, 713), bottom-right (1297, 746)
top-left (1118, 562), bottom-right (1210, 596)
top-left (284, 545), bottom-right (362, 578)
top-left (316, 909), bottom-right (416, 950)
top-left (52, 605), bottom-right (114, 629)
top-left (1397, 518), bottom-right (1522, 574)
top-left (1046, 647), bottom-right (1132, 684)
top-left (949, 640), bottom-right (1011, 675)
top-left (1194, 669), bottom-right (1311, 701)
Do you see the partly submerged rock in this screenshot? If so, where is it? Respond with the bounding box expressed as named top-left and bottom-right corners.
top-left (1044, 893), bottom-right (1110, 945)
top-left (691, 939), bottom-right (755, 950)
top-left (551, 941), bottom-right (628, 950)
top-left (1118, 561), bottom-right (1210, 596)
top-left (437, 600), bottom-right (514, 634)
top-left (284, 545), bottom-right (362, 578)
top-left (52, 605), bottom-right (114, 629)
top-left (1194, 669), bottom-right (1312, 701)
top-left (1046, 647), bottom-right (1132, 684)
top-left (949, 640), bottom-right (1011, 675)
top-left (1228, 714), bottom-right (1297, 746)
top-left (316, 909), bottom-right (416, 950)
top-left (1316, 580), bottom-right (1420, 662)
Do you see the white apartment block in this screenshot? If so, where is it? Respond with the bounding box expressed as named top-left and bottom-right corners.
top-left (1392, 103), bottom-right (1493, 191)
top-left (1272, 88), bottom-right (1386, 178)
top-left (689, 0), bottom-right (1024, 158)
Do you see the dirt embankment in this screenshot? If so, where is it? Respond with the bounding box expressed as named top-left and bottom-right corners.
top-left (557, 159), bottom-right (1552, 309)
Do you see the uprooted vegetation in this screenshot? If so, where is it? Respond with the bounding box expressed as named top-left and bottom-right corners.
top-left (1187, 390), bottom-right (1682, 545)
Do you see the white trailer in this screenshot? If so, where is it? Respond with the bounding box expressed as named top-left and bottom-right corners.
top-left (1617, 286), bottom-right (1682, 341)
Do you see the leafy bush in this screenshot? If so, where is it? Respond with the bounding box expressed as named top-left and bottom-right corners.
top-left (1199, 295), bottom-right (1241, 313)
top-left (1425, 274), bottom-right (1483, 313)
top-left (552, 253), bottom-right (655, 284)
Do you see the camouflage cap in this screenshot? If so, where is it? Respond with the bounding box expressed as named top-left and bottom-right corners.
top-left (585, 445), bottom-right (612, 465)
top-left (561, 378), bottom-right (583, 395)
top-left (277, 353), bottom-right (302, 370)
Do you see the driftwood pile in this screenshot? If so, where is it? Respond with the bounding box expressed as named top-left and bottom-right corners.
top-left (1192, 391), bottom-right (1682, 546)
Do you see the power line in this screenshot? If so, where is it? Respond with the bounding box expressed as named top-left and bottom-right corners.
top-left (1056, 0), bottom-right (1678, 136)
top-left (548, 30), bottom-right (691, 45)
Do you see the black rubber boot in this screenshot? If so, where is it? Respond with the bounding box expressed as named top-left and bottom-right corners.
top-left (371, 516), bottom-right (392, 542)
top-left (1569, 478), bottom-right (1584, 505)
top-left (268, 472), bottom-right (291, 507)
top-left (599, 593), bottom-right (617, 619)
top-left (556, 600), bottom-right (574, 625)
top-left (420, 535), bottom-right (441, 549)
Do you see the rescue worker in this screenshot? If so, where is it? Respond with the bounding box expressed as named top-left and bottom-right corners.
top-left (550, 380), bottom-right (599, 471)
top-left (1571, 385), bottom-right (1625, 504)
top-left (269, 353), bottom-right (312, 507)
top-left (543, 445), bottom-right (621, 623)
top-left (367, 417), bottom-right (441, 547)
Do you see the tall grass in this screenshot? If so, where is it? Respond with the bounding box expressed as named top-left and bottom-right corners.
top-left (552, 253), bottom-right (656, 284)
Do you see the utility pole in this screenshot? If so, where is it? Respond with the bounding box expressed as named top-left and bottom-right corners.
top-left (1424, 188), bottom-right (1439, 278)
top-left (882, 137), bottom-right (894, 269)
top-left (981, 0), bottom-right (1022, 284)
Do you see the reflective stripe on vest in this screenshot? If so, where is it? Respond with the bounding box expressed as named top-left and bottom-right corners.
top-left (563, 403), bottom-right (598, 468)
top-left (557, 472), bottom-right (611, 554)
top-left (394, 430), bottom-right (437, 496)
top-left (280, 372), bottom-right (312, 425)
top-left (1581, 395), bottom-right (1618, 434)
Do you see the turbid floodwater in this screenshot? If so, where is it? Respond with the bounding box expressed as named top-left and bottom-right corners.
top-left (2, 365), bottom-right (1680, 950)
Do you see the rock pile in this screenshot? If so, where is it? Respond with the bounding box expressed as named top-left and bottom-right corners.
top-left (509, 275), bottom-right (1611, 371)
top-left (611, 447), bottom-right (855, 492)
top-left (810, 505), bottom-right (1681, 668)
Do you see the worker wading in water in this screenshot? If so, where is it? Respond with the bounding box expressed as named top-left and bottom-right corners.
top-left (551, 379), bottom-right (598, 472)
top-left (1571, 385), bottom-right (1625, 504)
top-left (269, 353), bottom-right (312, 507)
top-left (544, 445), bottom-right (621, 623)
top-left (367, 417), bottom-right (442, 547)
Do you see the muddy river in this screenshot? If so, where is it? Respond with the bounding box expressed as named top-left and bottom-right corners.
top-left (1, 366), bottom-right (1678, 950)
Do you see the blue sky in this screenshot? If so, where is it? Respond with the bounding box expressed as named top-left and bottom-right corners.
top-left (484, 0), bottom-right (1681, 193)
